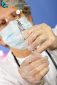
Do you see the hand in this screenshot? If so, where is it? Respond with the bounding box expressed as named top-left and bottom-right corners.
top-left (26, 23), bottom-right (57, 53)
top-left (19, 53), bottom-right (49, 84)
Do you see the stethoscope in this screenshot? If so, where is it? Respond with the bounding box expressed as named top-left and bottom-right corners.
top-left (12, 52), bottom-right (20, 67)
top-left (46, 50), bottom-right (57, 70)
top-left (12, 50), bottom-right (57, 70)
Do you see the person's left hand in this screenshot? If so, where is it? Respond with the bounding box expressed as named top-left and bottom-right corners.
top-left (19, 52), bottom-right (49, 84)
top-left (26, 23), bottom-right (57, 53)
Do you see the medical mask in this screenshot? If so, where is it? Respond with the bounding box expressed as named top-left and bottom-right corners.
top-left (0, 17), bottom-right (32, 50)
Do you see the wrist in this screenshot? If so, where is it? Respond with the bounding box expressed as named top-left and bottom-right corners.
top-left (25, 79), bottom-right (44, 85)
top-left (49, 36), bottom-right (57, 50)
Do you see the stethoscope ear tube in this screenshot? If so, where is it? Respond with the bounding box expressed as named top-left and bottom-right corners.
top-left (46, 50), bottom-right (57, 70)
top-left (12, 52), bottom-right (20, 67)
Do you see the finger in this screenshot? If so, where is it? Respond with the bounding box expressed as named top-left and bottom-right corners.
top-left (30, 57), bottom-right (48, 68)
top-left (23, 63), bottom-right (49, 83)
top-left (27, 31), bottom-right (41, 45)
top-left (36, 40), bottom-right (51, 53)
top-left (26, 66), bottom-right (49, 83)
top-left (21, 52), bottom-right (42, 66)
top-left (22, 28), bottom-right (33, 39)
top-left (27, 29), bottom-right (42, 45)
top-left (36, 67), bottom-right (49, 79)
top-left (29, 62), bottom-right (49, 77)
top-left (28, 35), bottom-right (47, 51)
top-left (24, 57), bottom-right (48, 72)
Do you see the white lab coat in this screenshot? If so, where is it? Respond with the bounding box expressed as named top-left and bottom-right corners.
top-left (0, 27), bottom-right (57, 85)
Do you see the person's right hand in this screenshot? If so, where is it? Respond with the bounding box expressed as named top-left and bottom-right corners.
top-left (19, 52), bottom-right (49, 84)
